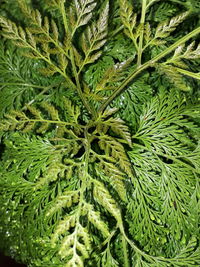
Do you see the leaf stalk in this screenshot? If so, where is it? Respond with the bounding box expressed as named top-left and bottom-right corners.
top-left (137, 0), bottom-right (147, 66)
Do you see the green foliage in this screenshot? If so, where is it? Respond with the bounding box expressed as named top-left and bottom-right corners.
top-left (128, 91), bottom-right (199, 255)
top-left (0, 0), bottom-right (200, 266)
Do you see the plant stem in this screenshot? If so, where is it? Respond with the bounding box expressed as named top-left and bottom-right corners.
top-left (122, 235), bottom-right (130, 267)
top-left (175, 67), bottom-right (200, 80)
top-left (0, 82), bottom-right (47, 88)
top-left (98, 26), bottom-right (200, 113)
top-left (137, 0), bottom-right (147, 66)
top-left (110, 25), bottom-right (124, 38)
top-left (16, 118), bottom-right (76, 126)
top-left (146, 0), bottom-right (160, 9)
top-left (70, 49), bottom-right (96, 118)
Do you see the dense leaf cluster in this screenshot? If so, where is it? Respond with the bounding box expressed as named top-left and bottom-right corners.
top-left (0, 0), bottom-right (200, 266)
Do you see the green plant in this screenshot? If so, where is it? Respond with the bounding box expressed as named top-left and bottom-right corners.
top-left (0, 0), bottom-right (200, 266)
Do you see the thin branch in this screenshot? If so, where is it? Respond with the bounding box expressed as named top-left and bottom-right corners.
top-left (137, 0), bottom-right (147, 66)
top-left (122, 235), bottom-right (130, 267)
top-left (175, 67), bottom-right (200, 80)
top-left (70, 48), bottom-right (97, 118)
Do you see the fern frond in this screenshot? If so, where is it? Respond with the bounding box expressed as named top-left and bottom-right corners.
top-left (18, 0), bottom-right (69, 54)
top-left (154, 41), bottom-right (200, 85)
top-left (1, 108), bottom-right (55, 132)
top-left (93, 180), bottom-right (122, 224)
top-left (175, 67), bottom-right (200, 81)
top-left (79, 2), bottom-right (109, 71)
top-left (63, 97), bottom-right (81, 124)
top-left (133, 91), bottom-right (198, 155)
top-left (155, 11), bottom-right (189, 39)
top-left (134, 238), bottom-right (200, 267)
top-left (144, 22), bottom-right (152, 45)
top-left (0, 15), bottom-right (75, 87)
top-left (143, 11), bottom-right (190, 50)
top-left (34, 156), bottom-right (70, 189)
top-left (98, 135), bottom-right (132, 177)
top-left (127, 153), bottom-right (198, 254)
top-left (70, 0), bottom-right (97, 37)
top-left (99, 245), bottom-right (119, 267)
top-left (128, 91), bottom-right (200, 253)
top-left (156, 64), bottom-right (191, 91)
top-left (95, 57), bottom-right (133, 93)
top-left (111, 74), bottom-right (153, 128)
top-left (160, 163), bottom-right (197, 231)
top-left (0, 17), bottom-right (32, 47)
top-left (146, 0), bottom-right (161, 9)
top-left (0, 103), bottom-right (74, 133)
top-left (98, 109), bottom-right (132, 146)
top-left (127, 149), bottom-right (165, 250)
top-left (107, 117), bottom-right (132, 146)
top-left (52, 214), bottom-right (91, 266)
top-left (46, 190), bottom-right (80, 217)
top-left (83, 202), bottom-right (110, 237)
top-left (51, 213), bottom-right (77, 244)
top-left (59, 225), bottom-right (91, 266)
top-left (166, 42), bottom-right (200, 69)
top-left (184, 143), bottom-right (200, 170)
top-left (119, 0), bottom-right (137, 44)
top-left (162, 237), bottom-right (200, 267)
top-left (0, 43), bottom-right (47, 116)
top-left (95, 164), bottom-right (127, 202)
top-left (0, 133), bottom-right (55, 183)
top-left (183, 42), bottom-right (200, 59)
